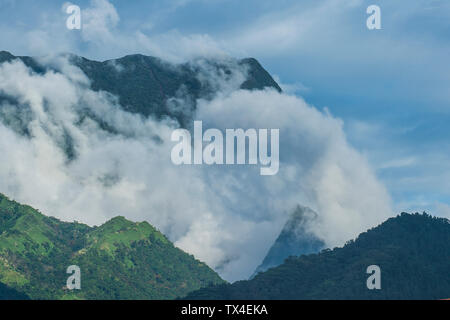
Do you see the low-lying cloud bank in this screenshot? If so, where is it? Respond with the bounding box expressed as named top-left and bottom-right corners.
top-left (0, 56), bottom-right (393, 281)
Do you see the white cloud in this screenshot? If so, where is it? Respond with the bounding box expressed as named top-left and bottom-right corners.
top-left (81, 0), bottom-right (120, 44)
top-left (196, 89), bottom-right (393, 247)
top-left (0, 56), bottom-right (394, 281)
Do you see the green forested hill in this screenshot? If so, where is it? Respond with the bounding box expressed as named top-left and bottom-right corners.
top-left (0, 193), bottom-right (224, 300)
top-left (186, 213), bottom-right (450, 300)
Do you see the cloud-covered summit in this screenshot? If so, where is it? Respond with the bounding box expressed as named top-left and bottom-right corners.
top-left (0, 52), bottom-right (392, 281)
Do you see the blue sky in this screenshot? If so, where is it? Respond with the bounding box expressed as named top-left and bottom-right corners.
top-left (1, 0), bottom-right (450, 216)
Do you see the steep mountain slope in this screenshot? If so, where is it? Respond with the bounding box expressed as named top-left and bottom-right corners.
top-left (186, 213), bottom-right (450, 300)
top-left (0, 193), bottom-right (224, 300)
top-left (252, 206), bottom-right (324, 278)
top-left (0, 51), bottom-right (281, 127)
top-left (0, 282), bottom-right (29, 300)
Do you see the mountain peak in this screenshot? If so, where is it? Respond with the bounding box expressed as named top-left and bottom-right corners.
top-left (103, 215), bottom-right (133, 227)
top-left (187, 212), bottom-right (450, 300)
top-left (0, 193), bottom-right (224, 299)
top-left (0, 51), bottom-right (14, 60)
top-left (87, 215), bottom-right (169, 254)
top-left (252, 205), bottom-right (324, 277)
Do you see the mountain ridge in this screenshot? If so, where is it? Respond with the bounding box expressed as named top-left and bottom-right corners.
top-left (252, 206), bottom-right (325, 278)
top-left (0, 193), bottom-right (224, 300)
top-left (185, 212), bottom-right (450, 300)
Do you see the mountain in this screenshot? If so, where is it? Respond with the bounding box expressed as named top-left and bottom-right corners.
top-left (0, 282), bottom-right (29, 300)
top-left (252, 206), bottom-right (324, 278)
top-left (185, 213), bottom-right (450, 300)
top-left (0, 51), bottom-right (281, 127)
top-left (0, 193), bottom-right (224, 300)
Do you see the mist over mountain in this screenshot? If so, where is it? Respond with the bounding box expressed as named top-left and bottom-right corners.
top-left (252, 205), bottom-right (324, 278)
top-left (186, 213), bottom-right (450, 300)
top-left (0, 50), bottom-right (392, 281)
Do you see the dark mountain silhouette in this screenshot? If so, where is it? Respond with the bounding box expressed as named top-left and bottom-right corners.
top-left (0, 282), bottom-right (29, 300)
top-left (185, 213), bottom-right (450, 300)
top-left (252, 206), bottom-right (324, 278)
